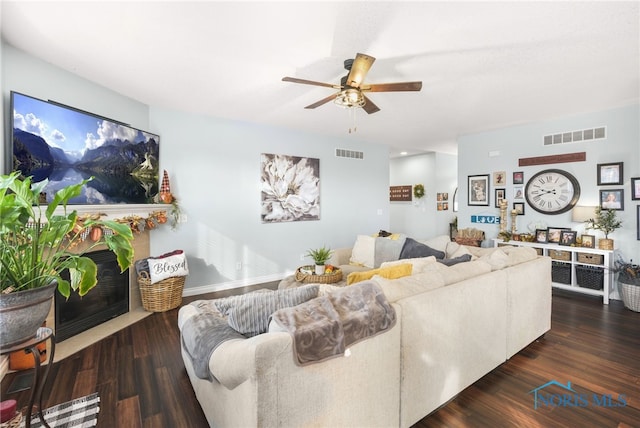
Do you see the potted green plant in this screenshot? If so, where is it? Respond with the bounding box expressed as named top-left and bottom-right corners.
top-left (584, 207), bottom-right (622, 250)
top-left (306, 246), bottom-right (333, 275)
top-left (0, 172), bottom-right (135, 347)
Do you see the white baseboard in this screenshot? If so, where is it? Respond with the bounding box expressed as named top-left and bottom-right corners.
top-left (181, 272), bottom-right (292, 297)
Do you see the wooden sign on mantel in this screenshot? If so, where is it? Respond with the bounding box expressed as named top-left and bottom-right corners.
top-left (519, 152), bottom-right (586, 167)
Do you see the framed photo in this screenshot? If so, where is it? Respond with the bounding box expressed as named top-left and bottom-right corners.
top-left (637, 206), bottom-right (640, 241)
top-left (597, 162), bottom-right (623, 185)
top-left (547, 227), bottom-right (569, 244)
top-left (493, 171), bottom-right (506, 186)
top-left (513, 171), bottom-right (524, 185)
top-left (631, 177), bottom-right (640, 200)
top-left (468, 175), bottom-right (490, 206)
top-left (581, 234), bottom-right (595, 248)
top-left (494, 188), bottom-right (506, 208)
top-left (513, 186), bottom-right (524, 200)
top-left (559, 230), bottom-right (577, 246)
top-left (536, 229), bottom-right (548, 243)
top-left (513, 202), bottom-right (525, 215)
top-left (599, 189), bottom-right (624, 210)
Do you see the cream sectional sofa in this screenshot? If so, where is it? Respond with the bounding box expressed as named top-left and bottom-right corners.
top-left (178, 235), bottom-right (551, 427)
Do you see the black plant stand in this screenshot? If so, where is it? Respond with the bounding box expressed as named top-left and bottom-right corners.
top-left (1, 327), bottom-right (55, 428)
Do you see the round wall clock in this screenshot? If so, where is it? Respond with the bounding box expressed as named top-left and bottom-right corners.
top-left (524, 169), bottom-right (581, 215)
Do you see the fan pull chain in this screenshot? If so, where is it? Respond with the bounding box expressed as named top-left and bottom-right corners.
top-left (348, 107), bottom-right (358, 134)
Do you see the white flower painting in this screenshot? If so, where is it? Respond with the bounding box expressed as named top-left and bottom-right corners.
top-left (261, 153), bottom-right (320, 223)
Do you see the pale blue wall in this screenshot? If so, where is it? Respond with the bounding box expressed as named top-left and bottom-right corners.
top-left (1, 41), bottom-right (390, 293)
top-left (458, 105), bottom-right (640, 263)
top-left (389, 152), bottom-right (457, 238)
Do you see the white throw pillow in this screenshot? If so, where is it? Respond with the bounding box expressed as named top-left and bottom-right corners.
top-left (350, 235), bottom-right (376, 268)
top-left (381, 256), bottom-right (437, 274)
top-left (148, 252), bottom-right (189, 284)
top-left (446, 241), bottom-right (474, 259)
top-left (420, 235), bottom-right (452, 253)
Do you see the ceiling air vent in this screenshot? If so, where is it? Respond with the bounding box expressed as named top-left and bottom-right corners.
top-left (335, 148), bottom-right (364, 159)
top-left (543, 126), bottom-right (606, 146)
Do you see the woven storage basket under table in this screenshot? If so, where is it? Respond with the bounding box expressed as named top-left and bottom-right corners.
top-left (295, 266), bottom-right (343, 284)
top-left (138, 272), bottom-right (185, 312)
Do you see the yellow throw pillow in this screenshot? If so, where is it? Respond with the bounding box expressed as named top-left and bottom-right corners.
top-left (347, 263), bottom-right (413, 285)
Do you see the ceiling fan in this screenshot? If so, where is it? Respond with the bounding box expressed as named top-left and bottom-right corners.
top-left (282, 53), bottom-right (422, 114)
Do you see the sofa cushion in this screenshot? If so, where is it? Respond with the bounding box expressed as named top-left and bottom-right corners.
top-left (347, 263), bottom-right (413, 285)
top-left (349, 235), bottom-right (376, 268)
top-left (372, 270), bottom-right (446, 302)
top-left (226, 285), bottom-right (319, 336)
top-left (419, 235), bottom-right (452, 253)
top-left (374, 234), bottom-right (407, 268)
top-left (477, 249), bottom-right (510, 271)
top-left (445, 241), bottom-right (474, 259)
top-left (381, 256), bottom-right (437, 274)
top-left (399, 237), bottom-right (445, 260)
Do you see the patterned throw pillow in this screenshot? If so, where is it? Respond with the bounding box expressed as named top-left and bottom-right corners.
top-left (227, 285), bottom-right (319, 336)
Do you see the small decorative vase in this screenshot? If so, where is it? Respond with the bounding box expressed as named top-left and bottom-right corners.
top-left (315, 264), bottom-right (325, 275)
top-left (598, 238), bottom-right (614, 250)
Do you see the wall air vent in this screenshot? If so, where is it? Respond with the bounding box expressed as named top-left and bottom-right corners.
top-left (335, 148), bottom-right (364, 159)
top-left (543, 126), bottom-right (606, 146)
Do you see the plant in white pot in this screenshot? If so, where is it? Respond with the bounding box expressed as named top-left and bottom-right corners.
top-left (584, 207), bottom-right (622, 250)
top-left (306, 246), bottom-right (333, 275)
top-left (0, 172), bottom-right (135, 347)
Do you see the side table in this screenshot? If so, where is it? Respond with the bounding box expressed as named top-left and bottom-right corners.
top-left (1, 327), bottom-right (55, 428)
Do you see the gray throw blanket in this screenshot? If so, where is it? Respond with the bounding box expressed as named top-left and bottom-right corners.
top-left (271, 281), bottom-right (396, 366)
top-left (181, 311), bottom-right (245, 381)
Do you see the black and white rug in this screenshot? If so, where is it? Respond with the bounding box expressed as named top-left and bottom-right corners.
top-left (29, 393), bottom-right (100, 428)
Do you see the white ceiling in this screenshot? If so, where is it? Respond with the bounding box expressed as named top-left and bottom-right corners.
top-left (1, 1), bottom-right (638, 157)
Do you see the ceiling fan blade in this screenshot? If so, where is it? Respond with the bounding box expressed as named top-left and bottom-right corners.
top-left (305, 93), bottom-right (338, 109)
top-left (282, 77), bottom-right (339, 89)
top-left (363, 81), bottom-right (423, 92)
top-left (362, 95), bottom-right (380, 114)
top-left (346, 53), bottom-right (376, 88)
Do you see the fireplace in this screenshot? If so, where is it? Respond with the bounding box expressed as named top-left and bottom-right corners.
top-left (55, 249), bottom-right (129, 342)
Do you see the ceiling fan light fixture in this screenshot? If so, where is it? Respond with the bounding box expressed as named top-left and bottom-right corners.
top-left (334, 88), bottom-right (365, 108)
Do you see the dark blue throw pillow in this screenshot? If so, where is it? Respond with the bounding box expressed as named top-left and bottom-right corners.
top-left (399, 238), bottom-right (445, 260)
top-left (437, 254), bottom-right (473, 266)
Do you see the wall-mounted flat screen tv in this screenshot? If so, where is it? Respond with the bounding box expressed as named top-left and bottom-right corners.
top-left (10, 91), bottom-right (160, 204)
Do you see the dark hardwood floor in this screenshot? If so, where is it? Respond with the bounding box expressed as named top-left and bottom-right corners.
top-left (2, 286), bottom-right (639, 427)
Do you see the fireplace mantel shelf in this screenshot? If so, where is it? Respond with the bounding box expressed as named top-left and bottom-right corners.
top-left (53, 203), bottom-right (170, 219)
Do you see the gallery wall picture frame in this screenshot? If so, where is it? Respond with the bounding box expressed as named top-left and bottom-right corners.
top-left (597, 162), bottom-right (623, 185)
top-left (559, 230), bottom-right (577, 246)
top-left (493, 171), bottom-right (506, 186)
top-left (547, 227), bottom-right (570, 243)
top-left (513, 171), bottom-right (524, 185)
top-left (494, 188), bottom-right (505, 208)
top-left (536, 229), bottom-right (548, 243)
top-left (599, 189), bottom-right (624, 210)
top-left (468, 175), bottom-right (490, 206)
top-left (513, 202), bottom-right (525, 215)
top-left (581, 234), bottom-right (595, 248)
top-left (631, 177), bottom-right (640, 200)
top-left (513, 186), bottom-right (524, 200)
top-left (637, 205), bottom-right (640, 240)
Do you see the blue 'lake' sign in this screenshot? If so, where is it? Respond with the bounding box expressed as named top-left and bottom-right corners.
top-left (471, 215), bottom-right (500, 224)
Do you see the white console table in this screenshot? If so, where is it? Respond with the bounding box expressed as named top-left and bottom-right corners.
top-left (493, 239), bottom-right (613, 304)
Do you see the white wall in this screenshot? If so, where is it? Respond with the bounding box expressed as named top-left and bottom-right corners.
top-left (2, 41), bottom-right (391, 293)
top-left (148, 107), bottom-right (390, 292)
top-left (389, 152), bottom-right (457, 238)
top-left (458, 105), bottom-right (640, 264)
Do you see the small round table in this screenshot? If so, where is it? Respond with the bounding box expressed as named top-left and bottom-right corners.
top-left (0, 327), bottom-right (55, 428)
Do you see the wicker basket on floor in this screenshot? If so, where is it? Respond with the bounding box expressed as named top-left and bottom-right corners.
top-left (138, 272), bottom-right (185, 312)
top-left (619, 280), bottom-right (640, 312)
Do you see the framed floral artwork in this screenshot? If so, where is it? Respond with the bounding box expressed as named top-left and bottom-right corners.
top-left (260, 153), bottom-right (320, 223)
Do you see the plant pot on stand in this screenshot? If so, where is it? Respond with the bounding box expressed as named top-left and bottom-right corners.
top-left (0, 282), bottom-right (56, 347)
